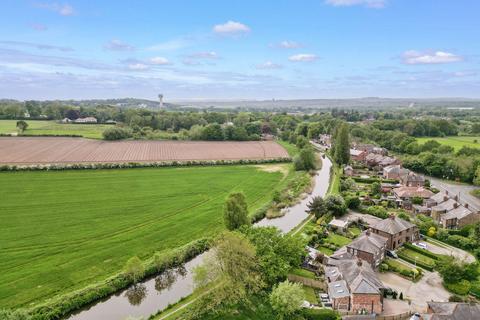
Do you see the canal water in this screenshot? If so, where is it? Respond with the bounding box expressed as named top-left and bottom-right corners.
top-left (67, 154), bottom-right (332, 320)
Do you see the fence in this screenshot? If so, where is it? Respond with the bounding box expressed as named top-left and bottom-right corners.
top-left (341, 311), bottom-right (413, 320)
top-left (287, 274), bottom-right (326, 290)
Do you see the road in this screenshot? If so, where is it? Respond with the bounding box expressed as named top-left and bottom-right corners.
top-left (428, 176), bottom-right (480, 211)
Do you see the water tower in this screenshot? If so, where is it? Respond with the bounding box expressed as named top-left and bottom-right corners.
top-left (158, 94), bottom-right (164, 109)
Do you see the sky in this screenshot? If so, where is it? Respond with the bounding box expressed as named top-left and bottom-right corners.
top-left (0, 0), bottom-right (479, 101)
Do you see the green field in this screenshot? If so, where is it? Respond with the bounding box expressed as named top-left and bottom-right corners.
top-left (0, 164), bottom-right (291, 308)
top-left (417, 136), bottom-right (480, 151)
top-left (0, 120), bottom-right (111, 139)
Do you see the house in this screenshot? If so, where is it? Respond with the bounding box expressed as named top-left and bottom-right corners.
top-left (425, 302), bottom-right (480, 319)
top-left (383, 165), bottom-right (408, 180)
top-left (74, 117), bottom-right (97, 123)
top-left (431, 198), bottom-right (460, 220)
top-left (400, 171), bottom-right (425, 187)
top-left (380, 183), bottom-right (400, 193)
top-left (345, 230), bottom-right (387, 268)
top-left (344, 165), bottom-right (354, 177)
top-left (329, 219), bottom-right (350, 233)
top-left (440, 204), bottom-right (480, 229)
top-left (353, 144), bottom-right (387, 155)
top-left (369, 215), bottom-right (420, 250)
top-left (325, 258), bottom-right (384, 314)
top-left (393, 186), bottom-right (434, 202)
top-left (350, 149), bottom-right (367, 162)
top-left (365, 153), bottom-right (399, 169)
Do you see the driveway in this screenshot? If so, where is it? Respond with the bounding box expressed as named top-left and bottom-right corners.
top-left (341, 210), bottom-right (382, 227)
top-left (378, 271), bottom-right (450, 313)
top-left (428, 176), bottom-right (480, 212)
top-left (382, 299), bottom-right (410, 316)
top-left (424, 239), bottom-right (476, 263)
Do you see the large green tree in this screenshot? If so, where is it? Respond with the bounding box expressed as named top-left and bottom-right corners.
top-left (223, 192), bottom-right (250, 230)
top-left (307, 196), bottom-right (327, 218)
top-left (333, 123), bottom-right (350, 165)
top-left (269, 280), bottom-right (305, 319)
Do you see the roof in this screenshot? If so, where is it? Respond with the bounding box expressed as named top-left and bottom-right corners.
top-left (329, 219), bottom-right (349, 228)
top-left (393, 186), bottom-right (434, 199)
top-left (402, 171), bottom-right (425, 183)
top-left (371, 216), bottom-right (416, 235)
top-left (347, 232), bottom-right (387, 255)
top-left (383, 165), bottom-right (406, 174)
top-left (427, 302), bottom-right (480, 320)
top-left (432, 198), bottom-right (458, 212)
top-left (431, 192), bottom-right (449, 204)
top-left (442, 205), bottom-right (474, 221)
top-left (328, 280), bottom-right (350, 298)
top-left (336, 259), bottom-right (384, 294)
top-left (350, 149), bottom-right (365, 156)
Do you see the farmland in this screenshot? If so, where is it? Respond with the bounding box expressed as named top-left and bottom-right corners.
top-left (0, 164), bottom-right (291, 308)
top-left (0, 137), bottom-right (289, 164)
top-left (0, 120), bottom-right (110, 139)
top-left (417, 136), bottom-right (480, 151)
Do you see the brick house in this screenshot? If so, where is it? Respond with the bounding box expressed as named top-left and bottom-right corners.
top-left (383, 165), bottom-right (408, 180)
top-left (346, 230), bottom-right (387, 268)
top-left (393, 186), bottom-right (434, 201)
top-left (325, 259), bottom-right (384, 314)
top-left (350, 149), bottom-right (367, 162)
top-left (399, 171), bottom-right (425, 187)
top-left (369, 215), bottom-right (420, 250)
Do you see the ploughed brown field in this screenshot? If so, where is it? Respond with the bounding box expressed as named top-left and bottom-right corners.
top-left (0, 137), bottom-right (289, 164)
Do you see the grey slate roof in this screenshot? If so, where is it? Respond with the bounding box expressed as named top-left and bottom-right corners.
top-left (427, 302), bottom-right (480, 320)
top-left (336, 259), bottom-right (384, 294)
top-left (371, 216), bottom-right (416, 235)
top-left (431, 192), bottom-right (449, 204)
top-left (432, 198), bottom-right (458, 212)
top-left (442, 205), bottom-right (474, 221)
top-left (347, 232), bottom-right (387, 255)
top-left (328, 280), bottom-right (350, 298)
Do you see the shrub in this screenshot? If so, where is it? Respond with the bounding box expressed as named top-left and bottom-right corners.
top-left (302, 308), bottom-right (340, 320)
top-left (364, 206), bottom-right (389, 219)
top-left (379, 263), bottom-right (389, 272)
top-left (102, 127), bottom-right (133, 140)
top-left (445, 280), bottom-right (471, 296)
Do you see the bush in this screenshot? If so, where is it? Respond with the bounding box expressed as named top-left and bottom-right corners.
top-left (102, 127), bottom-right (133, 140)
top-left (364, 206), bottom-right (389, 219)
top-left (379, 263), bottom-right (389, 272)
top-left (445, 280), bottom-right (471, 296)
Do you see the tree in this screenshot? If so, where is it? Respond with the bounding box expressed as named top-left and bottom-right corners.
top-left (294, 147), bottom-right (317, 171)
top-left (124, 256), bottom-right (145, 284)
top-left (307, 196), bottom-right (327, 218)
top-left (223, 192), bottom-right (250, 230)
top-left (333, 123), bottom-right (350, 165)
top-left (325, 194), bottom-right (347, 217)
top-left (102, 127), bottom-right (132, 140)
top-left (189, 231), bottom-right (263, 318)
top-left (201, 123), bottom-right (224, 140)
top-left (371, 182), bottom-right (381, 196)
top-left (269, 280), bottom-right (305, 319)
top-left (16, 120), bottom-right (28, 133)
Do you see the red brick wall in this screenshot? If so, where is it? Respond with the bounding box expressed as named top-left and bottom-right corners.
top-left (333, 296), bottom-right (350, 310)
top-left (351, 293), bottom-right (382, 314)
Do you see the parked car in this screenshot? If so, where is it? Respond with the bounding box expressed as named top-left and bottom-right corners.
top-left (414, 242), bottom-right (428, 250)
top-left (386, 250), bottom-right (398, 259)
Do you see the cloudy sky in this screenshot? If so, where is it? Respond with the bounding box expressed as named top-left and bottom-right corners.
top-left (0, 0), bottom-right (479, 100)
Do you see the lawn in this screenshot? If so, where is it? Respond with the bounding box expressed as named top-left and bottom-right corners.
top-left (325, 233), bottom-right (352, 247)
top-left (417, 136), bottom-right (480, 151)
top-left (348, 226), bottom-right (362, 237)
top-left (302, 285), bottom-right (318, 304)
top-left (397, 248), bottom-right (436, 269)
top-left (0, 119), bottom-right (111, 139)
top-left (0, 164), bottom-right (291, 308)
top-left (290, 268), bottom-right (316, 279)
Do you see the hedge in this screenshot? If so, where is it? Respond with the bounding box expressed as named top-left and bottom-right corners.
top-left (351, 176), bottom-right (399, 184)
top-left (20, 238), bottom-right (211, 320)
top-left (0, 157), bottom-right (292, 172)
top-left (396, 251), bottom-right (434, 271)
top-left (302, 308), bottom-right (341, 320)
top-left (403, 243), bottom-right (439, 260)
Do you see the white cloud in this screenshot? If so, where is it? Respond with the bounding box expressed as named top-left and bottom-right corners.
top-left (275, 41), bottom-right (302, 49)
top-left (128, 63), bottom-right (149, 70)
top-left (188, 51), bottom-right (219, 59)
top-left (35, 2), bottom-right (75, 16)
top-left (402, 50), bottom-right (463, 65)
top-left (288, 54), bottom-right (318, 62)
top-left (213, 21), bottom-right (250, 35)
top-left (146, 38), bottom-right (190, 51)
top-left (104, 39), bottom-right (134, 51)
top-left (149, 56), bottom-right (172, 65)
top-left (325, 0), bottom-right (386, 8)
top-left (256, 61), bottom-right (282, 70)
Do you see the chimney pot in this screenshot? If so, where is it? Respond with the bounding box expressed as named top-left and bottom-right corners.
top-left (444, 196), bottom-right (448, 202)
top-left (389, 214), bottom-right (395, 220)
top-left (446, 191), bottom-right (449, 195)
top-left (357, 259), bottom-right (363, 267)
top-left (465, 203), bottom-right (469, 209)
top-left (454, 202), bottom-right (459, 209)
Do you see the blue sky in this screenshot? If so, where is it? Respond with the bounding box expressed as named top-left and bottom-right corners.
top-left (0, 0), bottom-right (479, 100)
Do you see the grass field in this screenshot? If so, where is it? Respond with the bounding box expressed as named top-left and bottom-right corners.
top-left (0, 119), bottom-right (111, 139)
top-left (0, 164), bottom-right (291, 308)
top-left (417, 136), bottom-right (480, 151)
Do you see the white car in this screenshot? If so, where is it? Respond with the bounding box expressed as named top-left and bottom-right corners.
top-left (414, 242), bottom-right (428, 250)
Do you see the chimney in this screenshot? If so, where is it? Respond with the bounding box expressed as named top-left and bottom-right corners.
top-left (366, 229), bottom-right (371, 236)
top-left (465, 203), bottom-right (469, 209)
top-left (443, 196), bottom-right (449, 202)
top-left (454, 195), bottom-right (459, 201)
top-left (454, 202), bottom-right (459, 209)
top-left (357, 259), bottom-right (363, 267)
top-left (389, 214), bottom-right (396, 220)
top-left (446, 190), bottom-right (449, 195)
